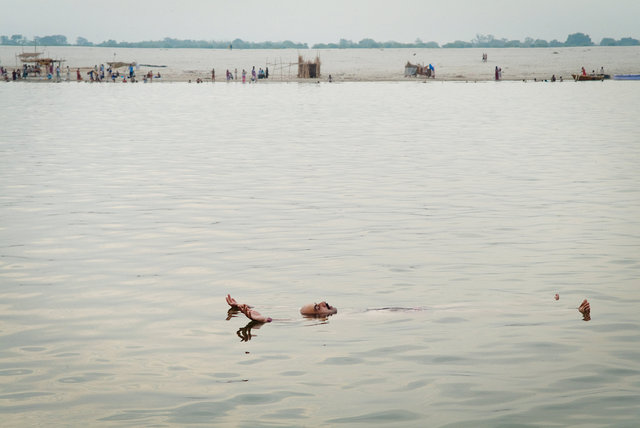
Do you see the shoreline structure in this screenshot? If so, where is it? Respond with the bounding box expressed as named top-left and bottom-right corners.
top-left (2, 46), bottom-right (638, 83)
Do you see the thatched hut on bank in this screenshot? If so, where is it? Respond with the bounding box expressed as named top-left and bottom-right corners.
top-left (18, 52), bottom-right (65, 74)
top-left (297, 55), bottom-right (321, 78)
top-left (107, 61), bottom-right (136, 70)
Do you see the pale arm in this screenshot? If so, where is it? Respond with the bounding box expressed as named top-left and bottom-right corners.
top-left (226, 294), bottom-right (272, 323)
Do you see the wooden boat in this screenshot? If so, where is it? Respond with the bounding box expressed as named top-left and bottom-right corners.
top-left (613, 74), bottom-right (640, 80)
top-left (572, 74), bottom-right (605, 81)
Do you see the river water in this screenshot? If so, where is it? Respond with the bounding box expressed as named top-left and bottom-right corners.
top-left (1, 79), bottom-right (640, 427)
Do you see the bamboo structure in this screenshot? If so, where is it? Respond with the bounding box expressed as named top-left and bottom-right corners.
top-left (18, 52), bottom-right (65, 68)
top-left (16, 52), bottom-right (65, 78)
top-left (265, 57), bottom-right (294, 81)
top-left (265, 55), bottom-right (322, 81)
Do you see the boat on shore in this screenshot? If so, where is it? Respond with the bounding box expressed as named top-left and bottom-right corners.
top-left (613, 74), bottom-right (640, 80)
top-left (572, 74), bottom-right (605, 81)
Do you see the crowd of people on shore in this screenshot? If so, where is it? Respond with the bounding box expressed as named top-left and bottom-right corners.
top-left (1, 62), bottom-right (164, 83)
top-left (1, 62), bottom-right (274, 83)
top-left (2, 60), bottom-right (278, 84)
top-left (77, 63), bottom-right (162, 83)
top-left (2, 63), bottom-right (65, 81)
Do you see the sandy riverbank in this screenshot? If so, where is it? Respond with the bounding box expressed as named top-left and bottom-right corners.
top-left (2, 46), bottom-right (639, 83)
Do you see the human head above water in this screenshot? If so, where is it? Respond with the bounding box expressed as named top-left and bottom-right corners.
top-left (299, 301), bottom-right (337, 316)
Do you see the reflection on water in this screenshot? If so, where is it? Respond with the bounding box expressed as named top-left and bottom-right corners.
top-left (227, 305), bottom-right (336, 342)
top-left (1, 81), bottom-right (640, 426)
top-left (236, 320), bottom-right (265, 342)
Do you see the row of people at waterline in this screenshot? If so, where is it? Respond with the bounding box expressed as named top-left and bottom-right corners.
top-left (524, 75), bottom-right (564, 82)
top-left (209, 66), bottom-right (269, 82)
top-left (494, 68), bottom-right (561, 82)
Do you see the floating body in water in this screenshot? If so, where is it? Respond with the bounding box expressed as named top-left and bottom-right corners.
top-left (226, 294), bottom-right (337, 323)
top-left (226, 294), bottom-right (590, 323)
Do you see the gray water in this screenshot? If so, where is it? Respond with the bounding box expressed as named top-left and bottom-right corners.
top-left (1, 80), bottom-right (640, 427)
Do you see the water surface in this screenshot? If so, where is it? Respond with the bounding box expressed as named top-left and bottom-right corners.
top-left (1, 80), bottom-right (639, 427)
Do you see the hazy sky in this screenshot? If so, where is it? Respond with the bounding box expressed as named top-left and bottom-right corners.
top-left (1, 0), bottom-right (638, 45)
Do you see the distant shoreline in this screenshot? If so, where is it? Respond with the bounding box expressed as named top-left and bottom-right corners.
top-left (3, 45), bottom-right (638, 83)
top-left (0, 75), bottom-right (620, 83)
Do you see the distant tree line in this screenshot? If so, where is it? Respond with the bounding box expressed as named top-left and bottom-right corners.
top-left (1, 32), bottom-right (638, 49)
top-left (311, 38), bottom-right (440, 49)
top-left (81, 37), bottom-right (309, 49)
top-left (441, 32), bottom-right (640, 48)
top-left (0, 35), bottom-right (308, 49)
